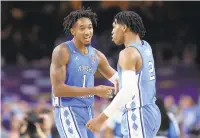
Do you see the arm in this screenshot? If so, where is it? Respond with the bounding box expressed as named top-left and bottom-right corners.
top-left (86, 47), bottom-right (140, 132)
top-left (104, 127), bottom-right (114, 138)
top-left (95, 49), bottom-right (118, 84)
top-left (101, 47), bottom-right (140, 120)
top-left (50, 43), bottom-right (97, 97)
top-left (104, 111), bottom-right (122, 138)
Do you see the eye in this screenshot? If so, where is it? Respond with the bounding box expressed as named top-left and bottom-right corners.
top-left (80, 28), bottom-right (84, 31)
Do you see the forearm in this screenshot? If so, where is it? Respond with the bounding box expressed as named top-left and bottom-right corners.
top-left (103, 70), bottom-right (138, 117)
top-left (96, 83), bottom-right (135, 124)
top-left (103, 86), bottom-right (134, 117)
top-left (54, 84), bottom-right (96, 97)
top-left (104, 128), bottom-right (114, 138)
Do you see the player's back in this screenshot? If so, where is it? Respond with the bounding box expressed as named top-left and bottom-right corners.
top-left (52, 40), bottom-right (99, 107)
top-left (118, 40), bottom-right (156, 109)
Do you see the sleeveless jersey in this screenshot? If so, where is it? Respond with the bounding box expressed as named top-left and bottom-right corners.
top-left (117, 40), bottom-right (156, 109)
top-left (52, 40), bottom-right (99, 107)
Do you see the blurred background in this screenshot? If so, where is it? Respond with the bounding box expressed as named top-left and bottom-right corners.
top-left (1, 1), bottom-right (200, 138)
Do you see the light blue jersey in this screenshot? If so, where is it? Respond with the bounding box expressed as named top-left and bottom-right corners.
top-left (117, 40), bottom-right (161, 138)
top-left (117, 40), bottom-right (156, 109)
top-left (52, 40), bottom-right (99, 107)
top-left (52, 40), bottom-right (99, 138)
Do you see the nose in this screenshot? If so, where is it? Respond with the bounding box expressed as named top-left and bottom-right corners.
top-left (84, 29), bottom-right (90, 36)
top-left (111, 29), bottom-right (114, 35)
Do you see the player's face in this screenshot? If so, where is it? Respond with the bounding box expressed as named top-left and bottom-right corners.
top-left (73, 18), bottom-right (93, 47)
top-left (111, 20), bottom-right (124, 45)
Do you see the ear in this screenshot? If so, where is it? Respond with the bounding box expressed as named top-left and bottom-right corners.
top-left (121, 24), bottom-right (127, 32)
top-left (70, 28), bottom-right (75, 36)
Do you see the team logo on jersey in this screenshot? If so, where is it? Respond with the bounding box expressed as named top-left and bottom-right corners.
top-left (73, 50), bottom-right (76, 54)
top-left (78, 65), bottom-right (92, 73)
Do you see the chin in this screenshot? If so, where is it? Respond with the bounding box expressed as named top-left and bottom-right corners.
top-left (112, 39), bottom-right (120, 46)
top-left (82, 40), bottom-right (91, 47)
top-left (84, 42), bottom-right (91, 47)
top-left (118, 42), bottom-right (123, 46)
top-left (114, 41), bottom-right (122, 46)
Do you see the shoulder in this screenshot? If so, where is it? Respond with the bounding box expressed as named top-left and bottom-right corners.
top-left (118, 47), bottom-right (141, 70)
top-left (120, 47), bottom-right (140, 59)
top-left (52, 43), bottom-right (69, 65)
top-left (94, 48), bottom-right (103, 57)
top-left (119, 47), bottom-right (140, 63)
top-left (94, 48), bottom-right (107, 64)
top-left (53, 42), bottom-right (69, 54)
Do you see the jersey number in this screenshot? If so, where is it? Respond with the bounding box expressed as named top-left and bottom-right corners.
top-left (149, 61), bottom-right (155, 80)
top-left (82, 74), bottom-right (86, 87)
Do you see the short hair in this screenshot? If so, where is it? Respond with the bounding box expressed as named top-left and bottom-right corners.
top-left (63, 7), bottom-right (97, 34)
top-left (114, 11), bottom-right (146, 38)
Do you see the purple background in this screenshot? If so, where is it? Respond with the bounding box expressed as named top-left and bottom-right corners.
top-left (1, 64), bottom-right (200, 104)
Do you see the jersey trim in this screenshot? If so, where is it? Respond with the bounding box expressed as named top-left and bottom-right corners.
top-left (126, 45), bottom-right (144, 74)
top-left (138, 71), bottom-right (146, 138)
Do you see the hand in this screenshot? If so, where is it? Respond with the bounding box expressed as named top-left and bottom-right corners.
top-left (86, 114), bottom-right (108, 133)
top-left (114, 79), bottom-right (119, 95)
top-left (95, 85), bottom-right (114, 98)
top-left (35, 123), bottom-right (47, 138)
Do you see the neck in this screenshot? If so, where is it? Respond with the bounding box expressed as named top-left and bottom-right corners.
top-left (72, 38), bottom-right (88, 54)
top-left (124, 32), bottom-right (141, 47)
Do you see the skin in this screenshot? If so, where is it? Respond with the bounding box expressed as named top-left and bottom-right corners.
top-left (50, 17), bottom-right (118, 99)
top-left (104, 126), bottom-right (115, 138)
top-left (86, 19), bottom-right (143, 133)
top-left (39, 113), bottom-right (53, 136)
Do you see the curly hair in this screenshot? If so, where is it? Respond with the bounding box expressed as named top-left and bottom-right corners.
top-left (63, 7), bottom-right (97, 34)
top-left (114, 11), bottom-right (146, 38)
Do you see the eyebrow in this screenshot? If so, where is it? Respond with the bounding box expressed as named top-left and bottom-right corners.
top-left (79, 23), bottom-right (92, 27)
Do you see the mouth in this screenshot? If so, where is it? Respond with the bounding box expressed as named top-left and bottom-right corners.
top-left (84, 36), bottom-right (91, 42)
top-left (112, 36), bottom-right (114, 41)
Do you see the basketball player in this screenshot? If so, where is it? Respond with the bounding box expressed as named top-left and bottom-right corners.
top-left (86, 11), bottom-right (161, 138)
top-left (50, 8), bottom-right (118, 138)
